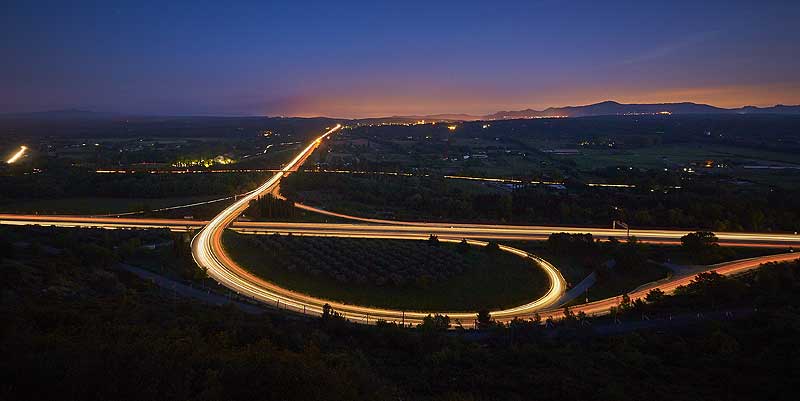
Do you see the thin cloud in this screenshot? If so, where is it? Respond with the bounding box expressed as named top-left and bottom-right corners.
top-left (618, 30), bottom-right (722, 66)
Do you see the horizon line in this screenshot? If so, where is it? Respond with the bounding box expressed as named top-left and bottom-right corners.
top-left (3, 99), bottom-right (800, 121)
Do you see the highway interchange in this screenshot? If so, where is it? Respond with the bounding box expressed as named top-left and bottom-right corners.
top-left (2, 126), bottom-right (799, 326)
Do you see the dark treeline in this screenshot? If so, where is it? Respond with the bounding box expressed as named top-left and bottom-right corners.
top-left (547, 232), bottom-right (647, 270)
top-left (0, 169), bottom-right (269, 200)
top-left (283, 172), bottom-right (800, 232)
top-left (637, 261), bottom-right (800, 313)
top-left (346, 115), bottom-right (800, 152)
top-left (509, 182), bottom-right (799, 232)
top-left (458, 114), bottom-right (800, 151)
top-left (542, 231), bottom-right (745, 299)
top-left (245, 194), bottom-right (298, 220)
top-left (2, 225), bottom-right (800, 400)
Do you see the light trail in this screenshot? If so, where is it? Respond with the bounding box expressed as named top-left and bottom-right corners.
top-left (95, 168), bottom-right (282, 174)
top-left (133, 118), bottom-right (800, 324)
top-left (268, 194), bottom-right (800, 247)
top-left (537, 252), bottom-right (800, 321)
top-left (188, 124), bottom-right (565, 324)
top-left (2, 124), bottom-right (799, 325)
top-left (1, 212), bottom-right (798, 323)
top-left (6, 145), bottom-right (27, 164)
top-left (2, 215), bottom-right (800, 248)
top-left (92, 195), bottom-right (240, 217)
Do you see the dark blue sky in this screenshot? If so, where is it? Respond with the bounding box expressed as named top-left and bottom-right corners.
top-left (2, 0), bottom-right (799, 117)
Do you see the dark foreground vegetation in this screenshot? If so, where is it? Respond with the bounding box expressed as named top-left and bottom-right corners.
top-left (2, 226), bottom-right (799, 400)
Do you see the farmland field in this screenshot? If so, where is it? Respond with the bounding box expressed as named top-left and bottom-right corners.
top-left (223, 231), bottom-right (550, 312)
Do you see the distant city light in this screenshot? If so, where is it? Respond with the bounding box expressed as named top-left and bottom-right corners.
top-left (447, 125), bottom-right (457, 131)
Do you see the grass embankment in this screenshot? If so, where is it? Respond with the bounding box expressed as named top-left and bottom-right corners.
top-left (222, 231), bottom-right (550, 312)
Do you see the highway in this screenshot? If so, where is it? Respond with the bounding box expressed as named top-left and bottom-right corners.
top-left (271, 190), bottom-right (800, 247)
top-left (3, 209), bottom-right (794, 324)
top-left (187, 124), bottom-right (567, 324)
top-left (1, 123), bottom-right (799, 325)
top-left (234, 221), bottom-right (800, 248)
top-left (5, 145), bottom-right (27, 164)
top-left (543, 252), bottom-right (800, 320)
top-left (3, 215), bottom-right (799, 248)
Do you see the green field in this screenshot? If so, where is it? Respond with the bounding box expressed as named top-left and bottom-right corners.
top-left (556, 143), bottom-right (800, 171)
top-left (223, 231), bottom-right (551, 312)
top-left (553, 142), bottom-right (800, 189)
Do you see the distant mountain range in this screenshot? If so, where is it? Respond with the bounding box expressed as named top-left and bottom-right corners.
top-left (388, 101), bottom-right (800, 121)
top-left (480, 101), bottom-right (800, 120)
top-left (4, 101), bottom-right (800, 122)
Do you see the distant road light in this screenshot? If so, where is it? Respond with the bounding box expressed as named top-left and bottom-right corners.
top-left (447, 125), bottom-right (457, 131)
top-left (6, 145), bottom-right (27, 164)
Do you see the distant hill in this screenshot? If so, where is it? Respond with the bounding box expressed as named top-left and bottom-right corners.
top-left (483, 101), bottom-right (800, 120)
top-left (5, 101), bottom-right (800, 123)
top-left (0, 109), bottom-right (121, 120)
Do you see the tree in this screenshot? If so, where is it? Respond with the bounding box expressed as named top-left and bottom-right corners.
top-left (427, 234), bottom-right (440, 247)
top-left (683, 271), bottom-right (745, 306)
top-left (645, 288), bottom-right (666, 304)
top-left (417, 314), bottom-right (450, 331)
top-left (619, 294), bottom-right (632, 310)
top-left (321, 303), bottom-right (344, 322)
top-left (547, 232), bottom-right (595, 257)
top-left (681, 231), bottom-right (724, 263)
top-left (476, 309), bottom-right (493, 329)
top-left (562, 307), bottom-right (577, 325)
top-left (613, 236), bottom-right (646, 270)
top-left (681, 231), bottom-right (719, 254)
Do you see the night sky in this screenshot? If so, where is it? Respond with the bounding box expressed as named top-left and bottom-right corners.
top-left (3, 0), bottom-right (799, 117)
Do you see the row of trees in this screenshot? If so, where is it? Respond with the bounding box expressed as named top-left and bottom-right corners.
top-left (546, 232), bottom-right (648, 272)
top-left (243, 234), bottom-right (471, 288)
top-left (680, 231), bottom-right (738, 264)
top-left (616, 260), bottom-right (800, 317)
top-left (0, 169), bottom-right (269, 199)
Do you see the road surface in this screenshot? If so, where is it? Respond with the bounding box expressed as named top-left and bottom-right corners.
top-left (5, 145), bottom-right (27, 164)
top-left (187, 124), bottom-right (567, 324)
top-left (3, 215), bottom-right (799, 248)
top-left (547, 252), bottom-right (799, 320)
top-left (5, 209), bottom-right (794, 324)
